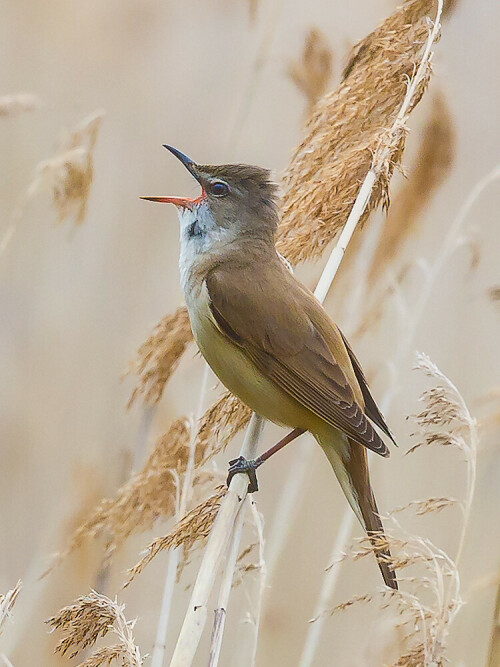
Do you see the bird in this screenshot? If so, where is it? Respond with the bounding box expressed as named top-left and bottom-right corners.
top-left (143, 144), bottom-right (398, 590)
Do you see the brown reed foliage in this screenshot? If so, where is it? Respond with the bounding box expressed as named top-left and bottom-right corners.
top-left (368, 91), bottom-right (455, 283)
top-left (0, 93), bottom-right (40, 116)
top-left (55, 393), bottom-right (247, 570)
top-left (125, 485), bottom-right (226, 586)
top-left (47, 591), bottom-right (143, 665)
top-left (30, 110), bottom-right (104, 225)
top-left (443, 0), bottom-right (459, 17)
top-left (390, 496), bottom-right (459, 516)
top-left (47, 419), bottom-right (190, 571)
top-left (489, 286), bottom-right (500, 303)
top-left (196, 391), bottom-right (252, 464)
top-left (276, 0), bottom-right (439, 264)
top-left (127, 307), bottom-right (193, 406)
top-left (288, 28), bottom-right (333, 113)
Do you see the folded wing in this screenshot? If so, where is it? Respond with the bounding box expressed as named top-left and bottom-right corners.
top-left (205, 265), bottom-right (390, 457)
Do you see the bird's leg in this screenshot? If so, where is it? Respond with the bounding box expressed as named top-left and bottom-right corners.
top-left (226, 427), bottom-right (305, 493)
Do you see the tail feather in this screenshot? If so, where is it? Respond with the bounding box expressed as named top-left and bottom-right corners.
top-left (316, 431), bottom-right (398, 590)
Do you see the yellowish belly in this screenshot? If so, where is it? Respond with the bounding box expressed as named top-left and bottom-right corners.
top-left (187, 285), bottom-right (317, 431)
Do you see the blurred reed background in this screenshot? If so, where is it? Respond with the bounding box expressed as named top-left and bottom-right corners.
top-left (1, 0), bottom-right (500, 665)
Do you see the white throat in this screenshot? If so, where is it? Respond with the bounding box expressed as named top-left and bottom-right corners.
top-left (175, 202), bottom-right (228, 295)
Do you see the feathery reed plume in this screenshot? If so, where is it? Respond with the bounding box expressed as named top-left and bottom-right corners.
top-left (368, 91), bottom-right (455, 283)
top-left (0, 93), bottom-right (40, 117)
top-left (46, 591), bottom-right (143, 666)
top-left (390, 496), bottom-right (459, 516)
top-left (489, 286), bottom-right (500, 304)
top-left (277, 0), bottom-right (439, 264)
top-left (0, 581), bottom-right (22, 636)
top-left (406, 355), bottom-right (473, 456)
top-left (288, 28), bottom-right (333, 113)
top-left (30, 110), bottom-right (104, 225)
top-left (127, 307), bottom-right (193, 406)
top-left (1, 109), bottom-right (104, 255)
top-left (125, 486), bottom-right (226, 586)
top-left (319, 353), bottom-right (475, 665)
top-left (324, 526), bottom-right (462, 666)
top-left (196, 391), bottom-right (252, 464)
top-left (443, 0), bottom-right (459, 16)
top-left (47, 419), bottom-right (190, 571)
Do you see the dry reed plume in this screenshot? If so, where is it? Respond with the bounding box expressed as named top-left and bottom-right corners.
top-left (31, 109), bottom-right (104, 225)
top-left (127, 307), bottom-right (193, 406)
top-left (1, 109), bottom-right (104, 255)
top-left (0, 93), bottom-right (40, 116)
top-left (288, 28), bottom-right (333, 113)
top-left (196, 391), bottom-right (252, 464)
top-left (368, 91), bottom-right (455, 283)
top-left (47, 591), bottom-right (143, 666)
top-left (319, 352), bottom-right (476, 665)
top-left (125, 486), bottom-right (226, 586)
top-left (0, 581), bottom-right (22, 637)
top-left (276, 0), bottom-right (440, 264)
top-left (47, 419), bottom-right (190, 571)
top-left (54, 392), bottom-right (247, 572)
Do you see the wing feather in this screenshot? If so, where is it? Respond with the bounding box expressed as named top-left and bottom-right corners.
top-left (205, 267), bottom-right (390, 457)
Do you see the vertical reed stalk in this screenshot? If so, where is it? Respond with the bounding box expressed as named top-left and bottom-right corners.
top-left (169, 414), bottom-right (265, 667)
top-left (208, 513), bottom-right (245, 667)
top-left (151, 365), bottom-right (210, 667)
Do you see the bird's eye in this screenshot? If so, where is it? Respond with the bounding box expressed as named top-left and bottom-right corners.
top-left (209, 181), bottom-right (229, 197)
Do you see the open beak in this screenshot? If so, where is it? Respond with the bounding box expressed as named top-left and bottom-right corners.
top-left (141, 145), bottom-right (203, 210)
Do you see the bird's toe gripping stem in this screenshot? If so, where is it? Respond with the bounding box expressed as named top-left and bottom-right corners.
top-left (226, 456), bottom-right (262, 493)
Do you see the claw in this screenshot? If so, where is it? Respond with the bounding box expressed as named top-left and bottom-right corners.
top-left (226, 456), bottom-right (260, 493)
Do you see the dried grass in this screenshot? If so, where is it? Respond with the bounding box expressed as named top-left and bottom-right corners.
top-left (320, 353), bottom-right (476, 665)
top-left (368, 91), bottom-right (455, 283)
top-left (46, 591), bottom-right (143, 666)
top-left (288, 28), bottom-right (333, 113)
top-left (276, 0), bottom-right (439, 264)
top-left (325, 526), bottom-right (461, 665)
top-left (196, 391), bottom-right (252, 465)
top-left (406, 354), bottom-right (474, 457)
top-left (47, 419), bottom-right (190, 571)
top-left (443, 0), bottom-right (460, 17)
top-left (125, 486), bottom-right (226, 586)
top-left (390, 496), bottom-right (459, 516)
top-left (52, 391), bottom-right (245, 571)
top-left (0, 93), bottom-right (40, 117)
top-left (0, 581), bottom-right (22, 637)
top-left (29, 110), bottom-right (104, 225)
top-left (127, 307), bottom-right (193, 406)
top-left (1, 109), bottom-right (104, 255)
top-left (488, 286), bottom-right (500, 303)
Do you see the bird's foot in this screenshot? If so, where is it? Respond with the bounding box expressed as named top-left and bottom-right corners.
top-left (226, 456), bottom-right (262, 493)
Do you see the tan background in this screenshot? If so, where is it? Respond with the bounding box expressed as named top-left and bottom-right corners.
top-left (1, 0), bottom-right (499, 664)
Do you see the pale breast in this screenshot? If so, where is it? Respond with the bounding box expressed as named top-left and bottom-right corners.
top-left (186, 280), bottom-right (318, 431)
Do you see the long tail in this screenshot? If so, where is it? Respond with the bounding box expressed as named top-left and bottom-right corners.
top-left (316, 430), bottom-right (398, 590)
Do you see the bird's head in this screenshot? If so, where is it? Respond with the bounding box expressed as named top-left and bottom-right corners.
top-left (142, 145), bottom-right (280, 258)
